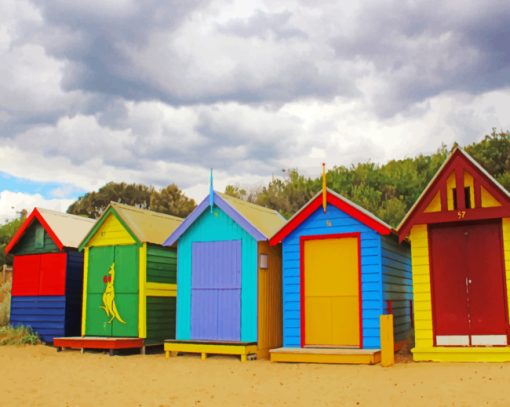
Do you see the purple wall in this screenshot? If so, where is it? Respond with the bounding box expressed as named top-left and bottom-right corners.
top-left (190, 240), bottom-right (241, 341)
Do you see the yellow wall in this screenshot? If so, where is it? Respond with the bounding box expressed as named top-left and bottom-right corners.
top-left (257, 242), bottom-right (282, 358)
top-left (409, 225), bottom-right (433, 349)
top-left (503, 218), bottom-right (510, 321)
top-left (424, 192), bottom-right (441, 213)
top-left (88, 214), bottom-right (136, 247)
top-left (446, 172), bottom-right (456, 210)
top-left (138, 243), bottom-right (147, 339)
top-left (481, 186), bottom-right (501, 208)
top-left (81, 247), bottom-right (89, 336)
top-left (463, 172), bottom-right (475, 207)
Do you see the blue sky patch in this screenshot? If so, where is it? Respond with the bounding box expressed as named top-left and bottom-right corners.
top-left (0, 172), bottom-right (86, 199)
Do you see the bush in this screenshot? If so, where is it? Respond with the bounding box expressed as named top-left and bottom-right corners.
top-left (0, 279), bottom-right (11, 327)
top-left (0, 325), bottom-right (41, 345)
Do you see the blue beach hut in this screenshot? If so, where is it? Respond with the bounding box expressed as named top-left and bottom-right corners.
top-left (269, 188), bottom-right (413, 364)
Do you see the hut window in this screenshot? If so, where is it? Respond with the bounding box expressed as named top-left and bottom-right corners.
top-left (35, 224), bottom-right (45, 248)
top-left (259, 254), bottom-right (268, 270)
top-left (452, 187), bottom-right (472, 209)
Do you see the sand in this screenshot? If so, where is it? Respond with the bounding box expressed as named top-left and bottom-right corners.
top-left (0, 345), bottom-right (509, 406)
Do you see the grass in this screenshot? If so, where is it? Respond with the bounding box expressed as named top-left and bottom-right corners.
top-left (0, 325), bottom-right (41, 345)
top-left (0, 278), bottom-right (41, 345)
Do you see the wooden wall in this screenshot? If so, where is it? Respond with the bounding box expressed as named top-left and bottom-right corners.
top-left (381, 235), bottom-right (413, 343)
top-left (281, 203), bottom-right (385, 349)
top-left (257, 241), bottom-right (282, 357)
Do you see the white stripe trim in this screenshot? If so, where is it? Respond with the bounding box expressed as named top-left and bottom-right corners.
top-left (471, 335), bottom-right (507, 346)
top-left (436, 335), bottom-right (470, 346)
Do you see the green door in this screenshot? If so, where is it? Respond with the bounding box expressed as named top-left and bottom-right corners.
top-left (85, 245), bottom-right (139, 337)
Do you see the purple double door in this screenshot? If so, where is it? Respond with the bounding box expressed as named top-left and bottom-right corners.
top-left (190, 240), bottom-right (242, 341)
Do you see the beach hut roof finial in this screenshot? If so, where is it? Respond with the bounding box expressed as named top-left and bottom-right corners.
top-left (322, 163), bottom-right (327, 213)
top-left (210, 168), bottom-right (214, 213)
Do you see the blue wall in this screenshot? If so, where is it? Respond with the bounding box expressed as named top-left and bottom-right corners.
top-left (381, 236), bottom-right (412, 342)
top-left (10, 296), bottom-right (66, 343)
top-left (176, 205), bottom-right (258, 342)
top-left (281, 203), bottom-right (385, 349)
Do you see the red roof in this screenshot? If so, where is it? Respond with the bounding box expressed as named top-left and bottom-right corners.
top-left (269, 188), bottom-right (392, 246)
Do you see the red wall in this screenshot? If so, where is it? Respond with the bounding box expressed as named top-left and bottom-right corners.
top-left (12, 253), bottom-right (67, 296)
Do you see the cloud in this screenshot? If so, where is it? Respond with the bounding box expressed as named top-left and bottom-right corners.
top-left (0, 190), bottom-right (74, 222)
top-left (0, 0), bottom-right (509, 209)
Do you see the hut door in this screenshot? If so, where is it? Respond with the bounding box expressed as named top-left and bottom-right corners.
top-left (85, 245), bottom-right (139, 337)
top-left (191, 240), bottom-right (241, 341)
top-left (303, 236), bottom-right (360, 347)
top-left (430, 221), bottom-right (508, 346)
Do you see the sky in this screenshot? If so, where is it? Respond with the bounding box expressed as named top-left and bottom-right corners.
top-left (1, 0), bottom-right (510, 222)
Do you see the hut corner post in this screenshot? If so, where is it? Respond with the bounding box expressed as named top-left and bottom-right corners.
top-left (380, 314), bottom-right (395, 367)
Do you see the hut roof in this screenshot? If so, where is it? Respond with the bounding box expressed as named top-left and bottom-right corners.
top-left (164, 191), bottom-right (286, 246)
top-left (79, 202), bottom-right (183, 249)
top-left (397, 147), bottom-right (510, 241)
top-left (269, 188), bottom-right (393, 246)
top-left (5, 208), bottom-right (95, 253)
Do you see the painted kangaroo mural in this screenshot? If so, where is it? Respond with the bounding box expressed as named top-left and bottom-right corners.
top-left (101, 263), bottom-right (126, 324)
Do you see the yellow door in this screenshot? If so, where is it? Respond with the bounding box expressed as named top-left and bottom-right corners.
top-left (304, 237), bottom-right (360, 347)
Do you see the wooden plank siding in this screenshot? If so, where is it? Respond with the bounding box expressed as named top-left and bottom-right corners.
top-left (146, 245), bottom-right (177, 284)
top-left (409, 224), bottom-right (434, 349)
top-left (281, 203), bottom-right (384, 349)
top-left (88, 213), bottom-right (136, 247)
top-left (146, 296), bottom-right (176, 342)
top-left (176, 205), bottom-right (258, 342)
top-left (10, 296), bottom-right (66, 342)
top-left (10, 220), bottom-right (60, 255)
top-left (503, 218), bottom-right (510, 321)
top-left (381, 236), bottom-right (412, 342)
top-left (257, 241), bottom-right (282, 357)
top-left (64, 250), bottom-right (84, 337)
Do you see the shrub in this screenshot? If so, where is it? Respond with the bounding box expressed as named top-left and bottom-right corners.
top-left (0, 325), bottom-right (41, 345)
top-left (0, 280), bottom-right (11, 327)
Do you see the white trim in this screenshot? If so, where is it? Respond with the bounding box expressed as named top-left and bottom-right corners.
top-left (436, 335), bottom-right (470, 346)
top-left (471, 335), bottom-right (507, 346)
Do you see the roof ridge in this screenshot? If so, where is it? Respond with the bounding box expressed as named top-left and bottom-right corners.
top-left (36, 207), bottom-right (95, 223)
top-left (109, 201), bottom-right (184, 221)
top-left (217, 192), bottom-right (282, 216)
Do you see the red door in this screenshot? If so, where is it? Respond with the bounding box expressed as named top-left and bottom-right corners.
top-left (430, 221), bottom-right (508, 346)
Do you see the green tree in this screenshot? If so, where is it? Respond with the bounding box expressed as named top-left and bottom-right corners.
top-left (67, 181), bottom-right (196, 218)
top-left (224, 185), bottom-right (247, 199)
top-left (0, 210), bottom-right (27, 266)
top-left (68, 182), bottom-right (153, 218)
top-left (149, 184), bottom-right (196, 218)
top-left (465, 129), bottom-right (510, 190)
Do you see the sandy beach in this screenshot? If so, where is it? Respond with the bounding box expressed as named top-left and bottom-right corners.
top-left (0, 345), bottom-right (509, 406)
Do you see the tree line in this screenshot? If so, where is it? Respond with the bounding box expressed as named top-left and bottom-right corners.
top-left (225, 129), bottom-right (510, 226)
top-left (1, 129), bottom-right (508, 266)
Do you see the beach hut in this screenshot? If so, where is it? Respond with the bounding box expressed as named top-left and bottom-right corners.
top-left (163, 191), bottom-right (286, 361)
top-left (398, 147), bottom-right (510, 362)
top-left (53, 202), bottom-right (183, 353)
top-left (268, 186), bottom-right (412, 364)
top-left (5, 208), bottom-right (95, 343)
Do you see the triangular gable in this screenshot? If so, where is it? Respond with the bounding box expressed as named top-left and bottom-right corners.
top-left (164, 192), bottom-right (269, 246)
top-left (269, 188), bottom-right (392, 246)
top-left (79, 205), bottom-right (140, 251)
top-left (5, 208), bottom-right (64, 253)
top-left (398, 147), bottom-right (510, 241)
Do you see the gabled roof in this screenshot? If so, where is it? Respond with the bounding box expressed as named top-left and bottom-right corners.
top-left (397, 147), bottom-right (510, 241)
top-left (269, 188), bottom-right (393, 245)
top-left (79, 202), bottom-right (183, 250)
top-left (5, 208), bottom-right (95, 253)
top-left (164, 192), bottom-right (286, 246)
